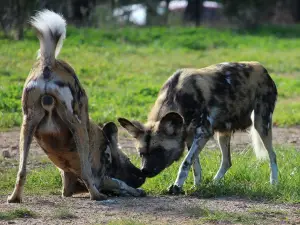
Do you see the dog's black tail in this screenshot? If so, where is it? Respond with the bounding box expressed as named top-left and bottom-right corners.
top-left (30, 9), bottom-right (66, 67)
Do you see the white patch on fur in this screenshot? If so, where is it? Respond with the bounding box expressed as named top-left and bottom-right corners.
top-left (26, 79), bottom-right (46, 90)
top-left (207, 116), bottom-right (214, 126)
top-left (220, 62), bottom-right (230, 66)
top-left (207, 107), bottom-right (220, 126)
top-left (58, 86), bottom-right (73, 113)
top-left (268, 112), bottom-right (273, 129)
top-left (104, 146), bottom-right (112, 164)
top-left (117, 143), bottom-right (122, 150)
top-left (225, 71), bottom-right (231, 84)
top-left (250, 111), bottom-right (268, 160)
top-left (30, 10), bottom-right (66, 66)
top-left (47, 83), bottom-right (73, 113)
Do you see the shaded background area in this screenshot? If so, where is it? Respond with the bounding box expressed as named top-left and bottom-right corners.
top-left (1, 0), bottom-right (300, 40)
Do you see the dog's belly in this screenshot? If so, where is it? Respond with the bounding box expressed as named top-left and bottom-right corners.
top-left (35, 131), bottom-right (81, 175)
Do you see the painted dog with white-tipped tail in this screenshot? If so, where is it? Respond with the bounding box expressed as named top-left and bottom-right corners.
top-left (7, 10), bottom-right (145, 203)
top-left (119, 62), bottom-right (278, 194)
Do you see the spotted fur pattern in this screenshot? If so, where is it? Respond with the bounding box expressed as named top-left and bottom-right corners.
top-left (119, 61), bottom-right (278, 194)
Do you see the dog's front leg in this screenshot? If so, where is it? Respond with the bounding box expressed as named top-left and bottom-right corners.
top-left (8, 110), bottom-right (44, 203)
top-left (168, 127), bottom-right (211, 195)
top-left (102, 177), bottom-right (146, 197)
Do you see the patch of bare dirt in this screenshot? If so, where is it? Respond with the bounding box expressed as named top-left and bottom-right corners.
top-left (0, 127), bottom-right (299, 224)
top-left (0, 195), bottom-right (299, 225)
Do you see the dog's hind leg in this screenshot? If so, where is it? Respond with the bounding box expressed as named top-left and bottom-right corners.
top-left (7, 108), bottom-right (45, 203)
top-left (251, 111), bottom-right (278, 184)
top-left (55, 101), bottom-right (107, 201)
top-left (60, 170), bottom-right (78, 197)
top-left (213, 132), bottom-right (232, 181)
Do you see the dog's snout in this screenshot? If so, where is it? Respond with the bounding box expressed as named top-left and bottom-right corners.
top-left (41, 95), bottom-right (55, 111)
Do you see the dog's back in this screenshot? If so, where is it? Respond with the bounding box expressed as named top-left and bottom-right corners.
top-left (149, 62), bottom-right (277, 134)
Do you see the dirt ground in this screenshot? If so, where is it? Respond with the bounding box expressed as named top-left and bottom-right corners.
top-left (0, 127), bottom-right (299, 225)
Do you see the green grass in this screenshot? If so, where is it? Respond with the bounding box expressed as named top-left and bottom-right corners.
top-left (196, 208), bottom-right (261, 224)
top-left (0, 163), bottom-right (62, 195)
top-left (52, 207), bottom-right (77, 220)
top-left (0, 208), bottom-right (37, 220)
top-left (139, 146), bottom-right (300, 203)
top-left (107, 219), bottom-right (145, 225)
top-left (0, 26), bottom-right (300, 128)
top-left (1, 146), bottom-right (299, 203)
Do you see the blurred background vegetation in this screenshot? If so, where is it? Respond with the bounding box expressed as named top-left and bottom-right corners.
top-left (1, 0), bottom-right (300, 128)
top-left (1, 0), bottom-right (300, 40)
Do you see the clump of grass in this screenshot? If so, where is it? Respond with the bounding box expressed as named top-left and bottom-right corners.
top-left (248, 208), bottom-right (287, 217)
top-left (137, 146), bottom-right (300, 203)
top-left (0, 208), bottom-right (37, 220)
top-left (1, 147), bottom-right (299, 203)
top-left (107, 219), bottom-right (145, 225)
top-left (183, 205), bottom-right (269, 224)
top-left (52, 207), bottom-right (77, 220)
top-left (0, 164), bottom-right (61, 195)
top-left (185, 206), bottom-right (211, 218)
top-left (200, 210), bottom-right (261, 224)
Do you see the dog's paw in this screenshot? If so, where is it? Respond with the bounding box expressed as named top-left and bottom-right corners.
top-left (90, 193), bottom-right (108, 201)
top-left (62, 189), bottom-right (74, 198)
top-left (7, 195), bottom-right (22, 203)
top-left (167, 184), bottom-right (184, 195)
top-left (136, 188), bottom-right (147, 197)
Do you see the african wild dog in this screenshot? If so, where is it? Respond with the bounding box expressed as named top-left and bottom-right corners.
top-left (7, 10), bottom-right (145, 203)
top-left (119, 62), bottom-right (278, 194)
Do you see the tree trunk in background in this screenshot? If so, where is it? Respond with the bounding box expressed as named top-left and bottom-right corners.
top-left (15, 0), bottom-right (24, 40)
top-left (195, 0), bottom-right (201, 26)
top-left (66, 0), bottom-right (74, 20)
top-left (164, 0), bottom-right (170, 25)
top-left (145, 0), bottom-right (160, 26)
top-left (183, 0), bottom-right (203, 26)
top-left (111, 0), bottom-right (115, 13)
top-left (291, 0), bottom-right (300, 22)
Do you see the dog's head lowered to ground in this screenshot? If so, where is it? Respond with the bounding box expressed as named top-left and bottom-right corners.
top-left (118, 112), bottom-right (186, 177)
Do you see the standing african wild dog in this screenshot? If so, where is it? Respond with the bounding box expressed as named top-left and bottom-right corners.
top-left (119, 62), bottom-right (278, 194)
top-left (7, 10), bottom-right (145, 203)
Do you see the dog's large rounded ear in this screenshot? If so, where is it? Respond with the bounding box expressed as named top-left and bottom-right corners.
top-left (103, 122), bottom-right (118, 141)
top-left (158, 112), bottom-right (184, 136)
top-left (118, 118), bottom-right (144, 138)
